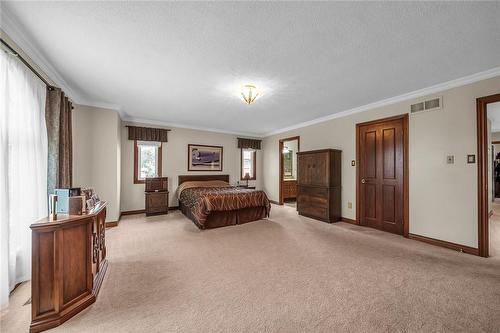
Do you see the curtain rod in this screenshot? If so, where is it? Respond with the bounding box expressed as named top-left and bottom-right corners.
top-left (125, 125), bottom-right (171, 131)
top-left (0, 38), bottom-right (56, 91)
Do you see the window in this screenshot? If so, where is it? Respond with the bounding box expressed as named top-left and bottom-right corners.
top-left (134, 140), bottom-right (162, 183)
top-left (1, 48), bottom-right (48, 306)
top-left (241, 149), bottom-right (256, 180)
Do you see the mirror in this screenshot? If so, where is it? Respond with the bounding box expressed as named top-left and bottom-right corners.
top-left (283, 150), bottom-right (293, 179)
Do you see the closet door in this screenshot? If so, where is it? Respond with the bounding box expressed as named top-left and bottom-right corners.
top-left (358, 117), bottom-right (405, 235)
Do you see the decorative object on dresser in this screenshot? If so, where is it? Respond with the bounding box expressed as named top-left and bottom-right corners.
top-left (68, 195), bottom-right (85, 215)
top-left (188, 144), bottom-right (223, 171)
top-left (30, 202), bottom-right (107, 333)
top-left (145, 177), bottom-right (169, 216)
top-left (297, 149), bottom-right (341, 223)
top-left (81, 187), bottom-right (100, 212)
top-left (53, 187), bottom-right (81, 213)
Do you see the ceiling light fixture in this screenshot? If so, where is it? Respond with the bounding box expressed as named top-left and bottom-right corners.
top-left (240, 84), bottom-right (260, 105)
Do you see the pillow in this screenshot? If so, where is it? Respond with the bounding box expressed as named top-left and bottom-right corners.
top-left (177, 180), bottom-right (231, 198)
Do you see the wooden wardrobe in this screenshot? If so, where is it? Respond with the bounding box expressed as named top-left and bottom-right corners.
top-left (297, 149), bottom-right (341, 223)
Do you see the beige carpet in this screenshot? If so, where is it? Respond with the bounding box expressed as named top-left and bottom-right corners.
top-left (2, 204), bottom-right (500, 333)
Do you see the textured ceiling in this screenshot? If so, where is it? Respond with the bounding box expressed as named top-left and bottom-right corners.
top-left (2, 1), bottom-right (500, 136)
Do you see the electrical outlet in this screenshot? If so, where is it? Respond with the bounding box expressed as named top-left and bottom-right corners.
top-left (447, 155), bottom-right (454, 164)
top-left (347, 202), bottom-right (352, 209)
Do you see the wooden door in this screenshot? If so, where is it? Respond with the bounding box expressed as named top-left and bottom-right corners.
top-left (358, 116), bottom-right (406, 235)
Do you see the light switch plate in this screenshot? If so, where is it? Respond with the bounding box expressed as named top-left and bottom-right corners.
top-left (447, 155), bottom-right (454, 164)
top-left (351, 160), bottom-right (356, 166)
top-left (467, 154), bottom-right (476, 164)
top-left (347, 202), bottom-right (352, 209)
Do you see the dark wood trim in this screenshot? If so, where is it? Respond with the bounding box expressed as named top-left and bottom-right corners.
top-left (240, 148), bottom-right (257, 180)
top-left (105, 221), bottom-right (119, 228)
top-left (10, 282), bottom-right (22, 295)
top-left (477, 93), bottom-right (500, 258)
top-left (403, 113), bottom-right (409, 238)
top-left (409, 233), bottom-right (479, 256)
top-left (356, 114), bottom-right (409, 237)
top-left (279, 136), bottom-right (300, 205)
top-left (134, 140), bottom-right (162, 184)
top-left (187, 144), bottom-right (223, 172)
top-left (178, 174), bottom-right (230, 185)
top-left (120, 209), bottom-right (145, 218)
top-left (120, 207), bottom-right (179, 219)
top-left (341, 217), bottom-right (358, 225)
top-left (492, 140), bottom-right (500, 144)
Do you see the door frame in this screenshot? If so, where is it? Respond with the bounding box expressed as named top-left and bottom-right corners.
top-left (355, 114), bottom-right (409, 237)
top-left (476, 93), bottom-right (500, 258)
top-left (279, 136), bottom-right (300, 205)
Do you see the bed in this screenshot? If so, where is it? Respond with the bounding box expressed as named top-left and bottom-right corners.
top-left (177, 175), bottom-right (271, 229)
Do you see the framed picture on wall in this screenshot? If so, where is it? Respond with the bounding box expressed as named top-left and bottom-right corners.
top-left (188, 144), bottom-right (223, 171)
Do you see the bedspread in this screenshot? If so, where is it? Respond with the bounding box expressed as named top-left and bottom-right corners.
top-left (179, 186), bottom-right (271, 226)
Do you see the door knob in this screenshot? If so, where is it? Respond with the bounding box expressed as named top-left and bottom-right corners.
top-left (361, 178), bottom-right (366, 184)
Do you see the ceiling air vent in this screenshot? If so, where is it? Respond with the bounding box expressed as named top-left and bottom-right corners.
top-left (410, 96), bottom-right (442, 114)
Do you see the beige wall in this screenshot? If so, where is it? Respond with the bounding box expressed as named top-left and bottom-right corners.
top-left (263, 75), bottom-right (500, 248)
top-left (492, 131), bottom-right (500, 141)
top-left (120, 122), bottom-right (262, 211)
top-left (72, 105), bottom-right (121, 222)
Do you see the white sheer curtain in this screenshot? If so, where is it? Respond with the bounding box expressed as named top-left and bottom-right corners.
top-left (0, 49), bottom-right (48, 308)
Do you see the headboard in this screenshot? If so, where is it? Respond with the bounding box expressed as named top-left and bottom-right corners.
top-left (178, 174), bottom-right (230, 185)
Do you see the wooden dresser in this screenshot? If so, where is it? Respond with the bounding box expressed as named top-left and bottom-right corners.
top-left (30, 202), bottom-right (107, 333)
top-left (145, 177), bottom-right (169, 216)
top-left (297, 149), bottom-right (341, 223)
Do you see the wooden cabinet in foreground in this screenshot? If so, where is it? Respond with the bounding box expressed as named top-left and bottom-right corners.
top-left (30, 202), bottom-right (107, 333)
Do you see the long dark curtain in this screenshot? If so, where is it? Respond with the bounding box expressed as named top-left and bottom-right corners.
top-left (45, 87), bottom-right (72, 195)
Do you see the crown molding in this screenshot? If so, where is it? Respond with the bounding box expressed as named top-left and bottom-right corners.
top-left (122, 116), bottom-right (262, 138)
top-left (0, 7), bottom-right (82, 102)
top-left (263, 67), bottom-right (500, 137)
top-left (1, 6), bottom-right (113, 109)
top-left (77, 101), bottom-right (123, 113)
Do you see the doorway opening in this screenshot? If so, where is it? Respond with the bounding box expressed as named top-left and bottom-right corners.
top-left (356, 114), bottom-right (409, 237)
top-left (279, 136), bottom-right (300, 206)
top-left (477, 93), bottom-right (500, 258)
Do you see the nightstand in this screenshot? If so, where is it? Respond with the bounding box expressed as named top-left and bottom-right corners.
top-left (145, 191), bottom-right (169, 216)
top-left (145, 177), bottom-right (169, 216)
top-left (237, 185), bottom-right (256, 189)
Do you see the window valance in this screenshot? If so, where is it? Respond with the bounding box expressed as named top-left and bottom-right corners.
top-left (127, 126), bottom-right (170, 142)
top-left (237, 138), bottom-right (262, 150)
